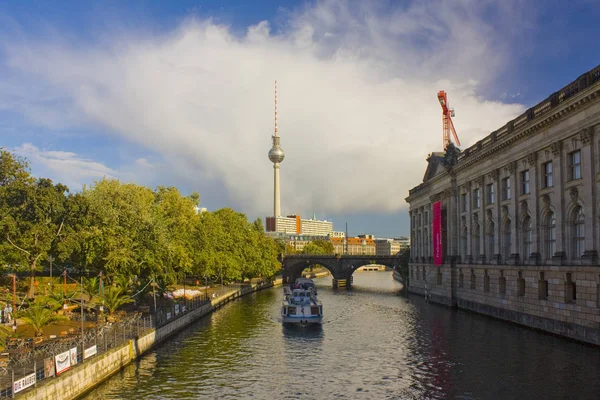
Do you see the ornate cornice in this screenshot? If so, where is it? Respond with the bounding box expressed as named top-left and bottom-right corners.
top-left (506, 161), bottom-right (517, 174)
top-left (453, 86), bottom-right (600, 172)
top-left (486, 169), bottom-right (499, 181)
top-left (527, 152), bottom-right (537, 166)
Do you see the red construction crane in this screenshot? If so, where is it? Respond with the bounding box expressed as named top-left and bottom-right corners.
top-left (437, 90), bottom-right (461, 150)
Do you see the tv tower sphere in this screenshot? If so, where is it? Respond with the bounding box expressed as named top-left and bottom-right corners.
top-left (269, 140), bottom-right (285, 163)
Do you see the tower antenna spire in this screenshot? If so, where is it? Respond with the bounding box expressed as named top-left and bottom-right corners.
top-left (274, 80), bottom-right (278, 136)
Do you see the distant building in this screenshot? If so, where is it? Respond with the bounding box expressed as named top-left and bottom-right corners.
top-left (265, 214), bottom-right (333, 236)
top-left (374, 238), bottom-right (404, 256)
top-left (194, 206), bottom-right (207, 214)
top-left (330, 231), bottom-right (346, 238)
top-left (331, 237), bottom-right (376, 255)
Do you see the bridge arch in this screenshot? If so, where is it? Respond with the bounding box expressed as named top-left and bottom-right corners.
top-left (281, 255), bottom-right (400, 288)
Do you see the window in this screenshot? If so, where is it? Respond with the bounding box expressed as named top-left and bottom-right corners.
top-left (568, 150), bottom-right (581, 180)
top-left (487, 221), bottom-right (495, 256)
top-left (522, 217), bottom-right (532, 261)
top-left (470, 269), bottom-right (476, 290)
top-left (521, 170), bottom-right (530, 194)
top-left (545, 212), bottom-right (556, 260)
top-left (424, 212), bottom-right (428, 225)
top-left (517, 271), bottom-right (525, 297)
top-left (484, 271), bottom-right (490, 293)
top-left (472, 218), bottom-right (480, 259)
top-left (503, 220), bottom-right (511, 261)
top-left (573, 206), bottom-right (585, 258)
top-left (565, 273), bottom-right (576, 304)
top-left (543, 161), bottom-right (553, 188)
top-left (502, 177), bottom-right (511, 200)
top-left (539, 272), bottom-right (548, 300)
top-left (499, 271), bottom-right (506, 295)
top-left (473, 188), bottom-right (481, 208)
top-left (487, 183), bottom-right (495, 205)
top-left (461, 193), bottom-right (467, 212)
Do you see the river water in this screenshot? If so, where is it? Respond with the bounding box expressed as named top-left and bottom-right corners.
top-left (82, 272), bottom-right (600, 399)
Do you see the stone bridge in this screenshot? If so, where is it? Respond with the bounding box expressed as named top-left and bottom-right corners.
top-left (281, 254), bottom-right (401, 288)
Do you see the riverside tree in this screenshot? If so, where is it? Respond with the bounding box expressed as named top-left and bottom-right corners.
top-left (0, 150), bottom-right (282, 300)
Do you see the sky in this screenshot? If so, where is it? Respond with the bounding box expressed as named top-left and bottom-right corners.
top-left (0, 0), bottom-right (599, 238)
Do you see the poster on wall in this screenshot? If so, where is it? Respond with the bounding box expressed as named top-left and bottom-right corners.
top-left (70, 347), bottom-right (78, 366)
top-left (44, 357), bottom-right (55, 378)
top-left (55, 350), bottom-right (71, 375)
top-left (432, 200), bottom-right (442, 265)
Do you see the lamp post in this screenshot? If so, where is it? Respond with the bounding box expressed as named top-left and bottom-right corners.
top-left (47, 255), bottom-right (54, 292)
top-left (80, 276), bottom-right (85, 353)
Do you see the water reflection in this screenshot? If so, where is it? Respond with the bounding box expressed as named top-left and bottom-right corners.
top-left (83, 272), bottom-right (600, 400)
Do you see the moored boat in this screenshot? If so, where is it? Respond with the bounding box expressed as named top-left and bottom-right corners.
top-left (281, 278), bottom-right (323, 326)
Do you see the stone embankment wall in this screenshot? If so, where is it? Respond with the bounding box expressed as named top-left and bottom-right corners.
top-left (408, 263), bottom-right (600, 346)
top-left (18, 281), bottom-right (280, 400)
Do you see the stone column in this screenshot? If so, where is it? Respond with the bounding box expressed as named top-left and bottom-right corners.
top-left (509, 162), bottom-right (519, 262)
top-left (551, 141), bottom-right (566, 263)
top-left (466, 182), bottom-right (473, 261)
top-left (528, 152), bottom-right (540, 264)
top-left (409, 211), bottom-right (414, 260)
top-left (492, 169), bottom-right (501, 263)
top-left (580, 128), bottom-right (597, 264)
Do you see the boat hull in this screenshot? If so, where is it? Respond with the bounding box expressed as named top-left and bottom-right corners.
top-left (282, 315), bottom-right (323, 326)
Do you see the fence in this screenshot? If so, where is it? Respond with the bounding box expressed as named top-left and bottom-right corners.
top-left (0, 288), bottom-right (229, 398)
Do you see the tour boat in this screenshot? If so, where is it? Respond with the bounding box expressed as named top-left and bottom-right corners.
top-left (281, 278), bottom-right (323, 326)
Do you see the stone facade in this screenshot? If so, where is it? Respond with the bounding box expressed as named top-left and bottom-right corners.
top-left (405, 64), bottom-right (600, 345)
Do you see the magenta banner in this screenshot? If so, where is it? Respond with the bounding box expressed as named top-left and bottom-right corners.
top-left (432, 201), bottom-right (442, 265)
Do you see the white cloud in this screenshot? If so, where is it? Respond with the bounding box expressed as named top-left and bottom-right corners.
top-left (13, 143), bottom-right (116, 190)
top-left (1, 0), bottom-right (528, 216)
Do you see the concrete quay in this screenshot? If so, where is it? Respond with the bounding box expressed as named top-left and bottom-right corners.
top-left (16, 281), bottom-right (281, 400)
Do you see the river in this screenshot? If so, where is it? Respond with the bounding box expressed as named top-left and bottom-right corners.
top-left (82, 272), bottom-right (600, 399)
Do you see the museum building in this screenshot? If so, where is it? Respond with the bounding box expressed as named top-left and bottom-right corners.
top-left (406, 64), bottom-right (600, 345)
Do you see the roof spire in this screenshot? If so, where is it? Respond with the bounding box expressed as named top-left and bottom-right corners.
top-left (274, 80), bottom-right (278, 137)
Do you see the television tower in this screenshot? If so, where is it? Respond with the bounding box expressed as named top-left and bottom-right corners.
top-left (268, 80), bottom-right (285, 218)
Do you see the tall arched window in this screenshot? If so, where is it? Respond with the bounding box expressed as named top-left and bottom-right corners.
top-left (460, 223), bottom-right (468, 260)
top-left (545, 212), bottom-right (556, 260)
top-left (573, 206), bottom-right (585, 258)
top-left (503, 219), bottom-right (511, 261)
top-left (473, 218), bottom-right (480, 260)
top-left (424, 228), bottom-right (429, 259)
top-left (522, 216), bottom-right (532, 262)
top-left (487, 221), bottom-right (495, 257)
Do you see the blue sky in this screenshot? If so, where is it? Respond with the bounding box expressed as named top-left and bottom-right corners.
top-left (1, 0), bottom-right (599, 237)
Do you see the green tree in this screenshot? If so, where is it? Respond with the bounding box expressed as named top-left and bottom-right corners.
top-left (0, 151), bottom-right (70, 296)
top-left (103, 286), bottom-right (133, 315)
top-left (398, 246), bottom-right (410, 284)
top-left (21, 305), bottom-right (65, 336)
top-left (0, 325), bottom-right (10, 349)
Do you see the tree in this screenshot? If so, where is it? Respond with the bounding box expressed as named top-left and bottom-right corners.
top-left (21, 305), bottom-right (65, 336)
top-left (0, 157), bottom-right (70, 296)
top-left (398, 246), bottom-right (410, 284)
top-left (103, 286), bottom-right (133, 315)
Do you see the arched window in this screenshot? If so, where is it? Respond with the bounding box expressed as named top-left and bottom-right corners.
top-left (503, 219), bottom-right (511, 261)
top-left (487, 221), bottom-right (495, 257)
top-left (573, 206), bottom-right (585, 258)
top-left (460, 218), bottom-right (468, 260)
top-left (545, 212), bottom-right (556, 260)
top-left (424, 228), bottom-right (429, 259)
top-left (522, 216), bottom-right (532, 261)
top-left (472, 219), bottom-right (480, 259)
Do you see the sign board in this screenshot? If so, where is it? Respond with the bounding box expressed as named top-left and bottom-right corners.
top-left (44, 357), bottom-right (55, 378)
top-left (175, 304), bottom-right (180, 315)
top-left (13, 373), bottom-right (36, 394)
top-left (432, 201), bottom-right (443, 265)
top-left (55, 350), bottom-right (71, 375)
top-left (84, 345), bottom-right (97, 360)
top-left (166, 312), bottom-right (172, 320)
top-left (70, 347), bottom-right (78, 366)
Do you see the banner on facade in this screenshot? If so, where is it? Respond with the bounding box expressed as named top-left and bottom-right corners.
top-left (55, 350), bottom-right (71, 375)
top-left (84, 345), bottom-right (97, 359)
top-left (432, 200), bottom-right (443, 265)
top-left (44, 357), bottom-right (55, 378)
top-left (70, 347), bottom-right (78, 366)
top-left (13, 372), bottom-right (36, 394)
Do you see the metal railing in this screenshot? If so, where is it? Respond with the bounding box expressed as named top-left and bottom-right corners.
top-left (0, 289), bottom-right (235, 398)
